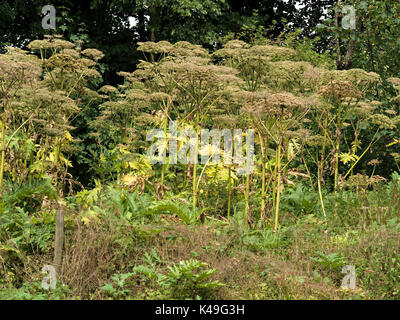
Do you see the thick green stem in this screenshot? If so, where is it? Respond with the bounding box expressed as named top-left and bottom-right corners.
top-left (227, 166), bottom-right (232, 218)
top-left (0, 118), bottom-right (5, 197)
top-left (317, 164), bottom-right (327, 219)
top-left (161, 116), bottom-right (168, 185)
top-left (261, 160), bottom-right (266, 220)
top-left (274, 142), bottom-right (281, 230)
top-left (161, 164), bottom-right (165, 185)
top-left (334, 101), bottom-right (343, 191)
top-left (334, 141), bottom-right (339, 191)
top-left (193, 113), bottom-right (199, 207)
top-left (193, 165), bottom-right (197, 207)
top-left (244, 172), bottom-right (250, 228)
top-left (259, 133), bottom-right (266, 223)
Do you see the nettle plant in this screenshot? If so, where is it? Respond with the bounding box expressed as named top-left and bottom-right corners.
top-left (0, 35), bottom-right (103, 199)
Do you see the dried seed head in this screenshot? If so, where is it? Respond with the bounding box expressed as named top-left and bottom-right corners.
top-left (99, 85), bottom-right (119, 94)
top-left (306, 135), bottom-right (329, 147)
top-left (387, 77), bottom-right (400, 87)
top-left (0, 47), bottom-right (41, 84)
top-left (150, 92), bottom-right (172, 103)
top-left (319, 80), bottom-right (363, 100)
top-left (384, 109), bottom-right (397, 115)
top-left (81, 48), bottom-right (104, 61)
top-left (391, 153), bottom-right (400, 161)
top-left (320, 69), bottom-right (381, 93)
top-left (223, 40), bottom-right (250, 49)
top-left (368, 114), bottom-right (395, 129)
top-left (344, 173), bottom-right (386, 188)
top-left (367, 159), bottom-right (381, 166)
top-left (242, 92), bottom-right (304, 118)
top-left (248, 45), bottom-right (297, 61)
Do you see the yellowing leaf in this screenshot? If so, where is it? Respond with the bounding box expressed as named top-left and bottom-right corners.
top-left (121, 174), bottom-right (137, 186)
top-left (339, 153), bottom-right (359, 165)
top-left (64, 131), bottom-right (74, 142)
top-left (81, 209), bottom-right (99, 226)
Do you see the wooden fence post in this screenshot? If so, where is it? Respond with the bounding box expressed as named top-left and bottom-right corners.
top-left (53, 208), bottom-right (65, 271)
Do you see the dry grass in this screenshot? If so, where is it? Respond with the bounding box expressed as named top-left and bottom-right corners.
top-left (8, 210), bottom-right (398, 300)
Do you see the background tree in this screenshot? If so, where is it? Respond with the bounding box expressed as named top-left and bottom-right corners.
top-left (1, 1), bottom-right (336, 84)
top-left (319, 0), bottom-right (400, 76)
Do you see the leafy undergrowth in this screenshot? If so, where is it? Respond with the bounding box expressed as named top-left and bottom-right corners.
top-left (1, 204), bottom-right (400, 300)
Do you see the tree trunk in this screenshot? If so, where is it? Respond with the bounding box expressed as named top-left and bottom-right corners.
top-left (137, 8), bottom-right (147, 41)
top-left (149, 3), bottom-right (159, 42)
top-left (335, 0), bottom-right (355, 70)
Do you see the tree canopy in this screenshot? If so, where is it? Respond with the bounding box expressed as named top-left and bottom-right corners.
top-left (1, 0), bottom-right (338, 83)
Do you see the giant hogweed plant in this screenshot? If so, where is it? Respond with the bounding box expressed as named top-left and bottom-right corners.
top-left (212, 40), bottom-right (395, 228)
top-left (0, 47), bottom-right (41, 196)
top-left (303, 77), bottom-right (395, 220)
top-left (242, 92), bottom-right (311, 230)
top-left (386, 77), bottom-right (400, 160)
top-left (306, 76), bottom-right (394, 193)
top-left (87, 39), bottom-right (396, 231)
top-left (214, 40), bottom-right (313, 229)
top-left (0, 35), bottom-right (104, 199)
top-left (93, 41), bottom-right (242, 208)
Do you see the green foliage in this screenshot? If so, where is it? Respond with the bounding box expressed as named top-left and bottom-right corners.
top-left (241, 228), bottom-right (291, 251)
top-left (323, 173), bottom-right (400, 227)
top-left (311, 251), bottom-right (347, 270)
top-left (147, 201), bottom-right (205, 224)
top-left (0, 206), bottom-right (55, 254)
top-left (352, 228), bottom-right (400, 299)
top-left (101, 273), bottom-right (134, 299)
top-left (319, 0), bottom-right (400, 76)
top-left (0, 281), bottom-right (72, 300)
top-left (134, 258), bottom-right (224, 300)
top-left (0, 178), bottom-right (58, 214)
top-left (282, 184), bottom-right (318, 216)
top-left (280, 27), bottom-right (335, 69)
top-left (74, 183), bottom-right (206, 225)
